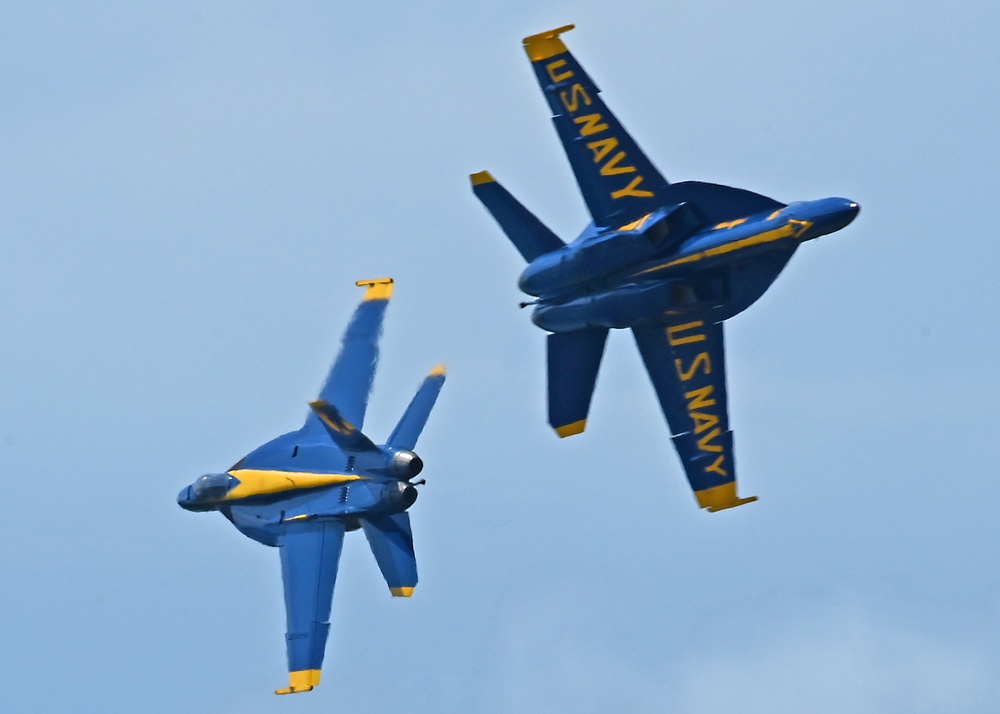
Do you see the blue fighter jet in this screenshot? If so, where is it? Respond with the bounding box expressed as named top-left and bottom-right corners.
top-left (178, 278), bottom-right (445, 694)
top-left (471, 25), bottom-right (858, 513)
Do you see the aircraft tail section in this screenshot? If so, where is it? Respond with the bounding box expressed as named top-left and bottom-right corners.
top-left (387, 365), bottom-right (447, 450)
top-left (361, 512), bottom-right (417, 597)
top-left (547, 327), bottom-right (609, 437)
top-left (523, 25), bottom-right (669, 229)
top-left (470, 171), bottom-right (565, 262)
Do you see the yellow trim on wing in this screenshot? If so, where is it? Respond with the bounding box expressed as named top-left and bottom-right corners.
top-left (429, 364), bottom-right (447, 377)
top-left (275, 669), bottom-right (321, 695)
top-left (554, 419), bottom-right (586, 438)
top-left (225, 469), bottom-right (364, 500)
top-left (695, 482), bottom-right (758, 512)
top-left (523, 24), bottom-right (575, 61)
top-left (391, 587), bottom-right (415, 597)
top-left (470, 170), bottom-right (495, 186)
top-left (356, 277), bottom-right (393, 302)
top-left (634, 220), bottom-right (813, 277)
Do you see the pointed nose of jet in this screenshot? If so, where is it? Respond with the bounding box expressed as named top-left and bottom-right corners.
top-left (797, 197), bottom-right (859, 240)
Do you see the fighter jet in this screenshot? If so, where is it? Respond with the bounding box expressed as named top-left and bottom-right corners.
top-left (177, 278), bottom-right (445, 694)
top-left (471, 25), bottom-right (858, 513)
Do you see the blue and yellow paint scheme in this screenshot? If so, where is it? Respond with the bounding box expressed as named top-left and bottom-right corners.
top-left (178, 278), bottom-right (446, 694)
top-left (471, 26), bottom-right (858, 512)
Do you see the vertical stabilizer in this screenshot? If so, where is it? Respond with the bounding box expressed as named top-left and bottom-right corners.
top-left (471, 171), bottom-right (565, 262)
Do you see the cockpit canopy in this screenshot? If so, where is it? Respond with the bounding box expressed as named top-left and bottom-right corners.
top-left (193, 473), bottom-right (235, 500)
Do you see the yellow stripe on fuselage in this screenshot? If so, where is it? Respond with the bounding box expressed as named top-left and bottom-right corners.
top-left (634, 219), bottom-right (813, 278)
top-left (225, 469), bottom-right (365, 501)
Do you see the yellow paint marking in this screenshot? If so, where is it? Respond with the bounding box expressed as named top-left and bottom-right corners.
top-left (684, 385), bottom-right (716, 410)
top-left (356, 277), bottom-right (393, 301)
top-left (696, 482), bottom-right (758, 512)
top-left (696, 428), bottom-right (724, 453)
top-left (523, 24), bottom-right (576, 61)
top-left (276, 669), bottom-right (321, 695)
top-left (704, 456), bottom-right (728, 477)
top-left (666, 321), bottom-right (706, 346)
top-left (587, 137), bottom-right (618, 164)
top-left (675, 352), bottom-right (712, 382)
top-left (714, 218), bottom-right (747, 230)
top-left (545, 58), bottom-right (573, 83)
top-left (690, 411), bottom-right (720, 434)
top-left (635, 221), bottom-right (806, 277)
top-left (429, 364), bottom-right (447, 377)
top-left (611, 175), bottom-right (654, 199)
top-left (619, 213), bottom-right (653, 232)
top-left (470, 170), bottom-right (495, 186)
top-left (599, 151), bottom-right (637, 176)
top-left (226, 469), bottom-right (364, 500)
top-left (767, 209), bottom-right (783, 220)
top-left (559, 83), bottom-right (591, 112)
top-left (391, 587), bottom-right (415, 597)
top-left (574, 113), bottom-right (609, 136)
top-left (554, 419), bottom-right (587, 438)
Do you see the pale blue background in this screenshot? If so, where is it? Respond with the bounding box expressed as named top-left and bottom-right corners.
top-left (2, 1), bottom-right (998, 712)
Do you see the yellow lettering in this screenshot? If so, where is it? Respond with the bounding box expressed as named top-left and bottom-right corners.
top-left (666, 321), bottom-right (706, 346)
top-left (586, 137), bottom-right (618, 163)
top-left (704, 455), bottom-right (728, 476)
top-left (611, 175), bottom-right (654, 199)
top-left (684, 385), bottom-right (717, 411)
top-left (573, 113), bottom-right (609, 137)
top-left (697, 427), bottom-right (724, 453)
top-left (690, 411), bottom-right (719, 434)
top-left (559, 83), bottom-right (591, 113)
top-left (674, 352), bottom-right (712, 381)
top-left (546, 59), bottom-right (573, 83)
top-left (600, 151), bottom-right (637, 176)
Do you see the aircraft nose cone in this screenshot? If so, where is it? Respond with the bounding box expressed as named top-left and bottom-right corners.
top-left (177, 485), bottom-right (194, 509)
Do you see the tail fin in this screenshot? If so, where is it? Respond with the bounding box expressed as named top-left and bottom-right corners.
top-left (387, 365), bottom-right (447, 450)
top-left (470, 171), bottom-right (565, 262)
top-left (547, 328), bottom-right (609, 437)
top-left (361, 512), bottom-right (417, 597)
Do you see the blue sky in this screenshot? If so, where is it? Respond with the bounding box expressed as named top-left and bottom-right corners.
top-left (2, 1), bottom-right (999, 712)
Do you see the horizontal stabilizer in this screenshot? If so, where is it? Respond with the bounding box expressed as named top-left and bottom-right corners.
top-left (362, 512), bottom-right (417, 596)
top-left (471, 171), bottom-right (565, 262)
top-left (387, 365), bottom-right (447, 450)
top-left (548, 328), bottom-right (608, 437)
top-left (308, 399), bottom-right (379, 453)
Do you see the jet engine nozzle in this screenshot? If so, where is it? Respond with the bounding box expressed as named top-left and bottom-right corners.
top-left (386, 480), bottom-right (419, 510)
top-left (390, 449), bottom-right (424, 481)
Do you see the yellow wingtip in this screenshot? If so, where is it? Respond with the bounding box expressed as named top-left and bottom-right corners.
top-left (695, 482), bottom-right (759, 512)
top-left (275, 669), bottom-right (321, 695)
top-left (391, 586), bottom-right (415, 597)
top-left (470, 170), bottom-right (495, 186)
top-left (522, 24), bottom-right (576, 61)
top-left (356, 277), bottom-right (394, 301)
top-left (554, 419), bottom-right (586, 438)
top-left (429, 364), bottom-right (447, 377)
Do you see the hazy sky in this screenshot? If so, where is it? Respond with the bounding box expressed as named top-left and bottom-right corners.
top-left (2, 1), bottom-right (999, 712)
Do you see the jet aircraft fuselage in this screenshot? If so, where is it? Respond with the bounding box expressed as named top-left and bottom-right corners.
top-left (523, 196), bottom-right (858, 333)
top-left (470, 24), bottom-right (859, 513)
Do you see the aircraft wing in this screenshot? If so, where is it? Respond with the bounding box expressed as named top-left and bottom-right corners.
top-left (631, 318), bottom-right (757, 512)
top-left (302, 279), bottom-right (393, 437)
top-left (523, 25), bottom-right (669, 229)
top-left (274, 519), bottom-right (346, 694)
